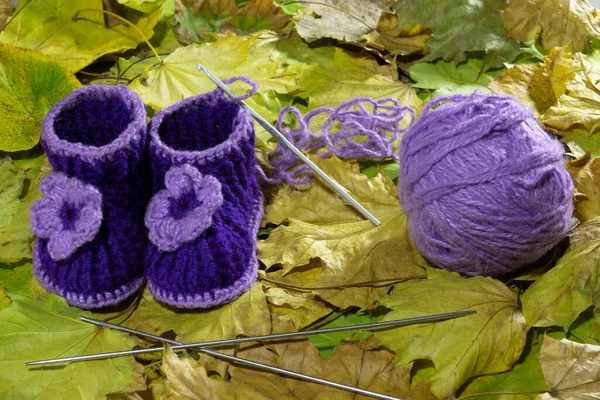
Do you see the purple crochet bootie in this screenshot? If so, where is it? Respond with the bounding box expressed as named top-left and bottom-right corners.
top-left (144, 84), bottom-right (263, 308)
top-left (30, 85), bottom-right (148, 308)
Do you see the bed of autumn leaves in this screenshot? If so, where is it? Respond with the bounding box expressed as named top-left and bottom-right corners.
top-left (4, 0), bottom-right (600, 398)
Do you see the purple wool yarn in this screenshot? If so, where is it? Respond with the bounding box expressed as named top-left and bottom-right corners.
top-left (31, 85), bottom-right (149, 308)
top-left (144, 80), bottom-right (263, 309)
top-left (399, 92), bottom-right (574, 277)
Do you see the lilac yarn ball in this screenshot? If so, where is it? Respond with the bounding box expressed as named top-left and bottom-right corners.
top-left (399, 93), bottom-right (574, 277)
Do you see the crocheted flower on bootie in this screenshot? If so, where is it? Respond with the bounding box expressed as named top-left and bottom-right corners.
top-left (30, 173), bottom-right (102, 261)
top-left (32, 85), bottom-right (148, 309)
top-left (145, 81), bottom-right (263, 309)
top-left (146, 165), bottom-right (223, 252)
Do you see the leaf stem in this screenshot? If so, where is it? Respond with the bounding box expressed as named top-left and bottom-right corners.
top-left (260, 275), bottom-right (425, 292)
top-left (72, 9), bottom-right (161, 64)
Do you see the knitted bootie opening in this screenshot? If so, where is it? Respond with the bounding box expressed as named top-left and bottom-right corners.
top-left (146, 89), bottom-right (263, 308)
top-left (33, 85), bottom-right (148, 309)
top-left (157, 95), bottom-right (241, 152)
top-left (53, 91), bottom-right (135, 147)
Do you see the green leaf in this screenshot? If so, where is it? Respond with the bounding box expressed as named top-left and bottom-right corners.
top-left (117, 0), bottom-right (164, 13)
top-left (307, 313), bottom-right (377, 358)
top-left (0, 286), bottom-right (145, 399)
top-left (389, 0), bottom-right (521, 70)
top-left (568, 307), bottom-right (600, 345)
top-left (0, 152), bottom-right (51, 263)
top-left (374, 269), bottom-right (527, 398)
top-left (521, 241), bottom-right (600, 331)
top-left (359, 160), bottom-right (399, 182)
top-left (562, 129), bottom-right (600, 158)
top-left (408, 58), bottom-right (500, 96)
top-left (174, 0), bottom-right (290, 43)
top-left (0, 44), bottom-right (80, 151)
top-left (0, 0), bottom-right (161, 72)
top-left (458, 332), bottom-right (549, 400)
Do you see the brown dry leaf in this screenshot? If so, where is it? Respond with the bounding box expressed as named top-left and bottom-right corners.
top-left (569, 216), bottom-right (600, 250)
top-left (260, 261), bottom-right (335, 329)
top-left (259, 157), bottom-right (426, 309)
top-left (566, 152), bottom-right (600, 223)
top-left (542, 73), bottom-right (600, 134)
top-left (295, 0), bottom-right (391, 44)
top-left (362, 14), bottom-right (429, 57)
top-left (503, 0), bottom-right (600, 52)
top-left (538, 336), bottom-right (600, 399)
top-left (489, 46), bottom-right (581, 115)
top-left (161, 335), bottom-right (418, 400)
top-left (125, 283), bottom-right (271, 376)
top-left (0, 0), bottom-right (13, 32)
top-left (259, 211), bottom-right (425, 310)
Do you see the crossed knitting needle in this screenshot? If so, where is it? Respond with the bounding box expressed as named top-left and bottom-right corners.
top-left (26, 310), bottom-right (475, 400)
top-left (197, 64), bottom-right (382, 227)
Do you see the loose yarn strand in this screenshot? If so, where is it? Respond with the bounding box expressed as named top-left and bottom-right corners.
top-left (263, 97), bottom-right (415, 185)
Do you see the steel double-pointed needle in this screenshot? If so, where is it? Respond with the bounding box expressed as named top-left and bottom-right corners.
top-left (86, 320), bottom-right (403, 400)
top-left (25, 310), bottom-right (475, 366)
top-left (196, 64), bottom-right (381, 227)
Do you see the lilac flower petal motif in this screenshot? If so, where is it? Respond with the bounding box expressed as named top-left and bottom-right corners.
top-left (30, 173), bottom-right (103, 261)
top-left (145, 164), bottom-right (223, 252)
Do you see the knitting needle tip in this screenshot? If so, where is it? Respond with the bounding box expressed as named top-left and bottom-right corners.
top-left (195, 63), bottom-right (381, 227)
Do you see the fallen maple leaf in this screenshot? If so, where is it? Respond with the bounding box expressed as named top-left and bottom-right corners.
top-left (409, 58), bottom-right (500, 97)
top-left (503, 0), bottom-right (600, 53)
top-left (458, 333), bottom-right (549, 400)
top-left (521, 240), bottom-right (600, 331)
top-left (128, 33), bottom-right (296, 148)
top-left (0, 269), bottom-right (146, 399)
top-left (161, 335), bottom-right (417, 400)
top-left (489, 46), bottom-right (581, 115)
top-left (174, 0), bottom-right (290, 43)
top-left (294, 0), bottom-right (391, 44)
top-left (542, 71), bottom-right (600, 134)
top-left (0, 0), bottom-right (161, 72)
top-left (538, 336), bottom-right (600, 399)
top-left (374, 269), bottom-right (527, 399)
top-left (125, 283), bottom-right (271, 376)
top-left (362, 13), bottom-right (429, 57)
top-left (0, 44), bottom-right (81, 152)
top-left (0, 0), bottom-right (13, 32)
top-left (260, 260), bottom-right (336, 330)
top-left (0, 153), bottom-right (51, 263)
top-left (259, 157), bottom-right (426, 309)
top-left (566, 152), bottom-right (600, 223)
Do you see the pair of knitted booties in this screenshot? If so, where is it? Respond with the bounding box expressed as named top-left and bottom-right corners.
top-left (29, 84), bottom-right (263, 309)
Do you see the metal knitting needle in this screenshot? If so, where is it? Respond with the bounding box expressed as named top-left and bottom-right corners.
top-left (25, 310), bottom-right (475, 366)
top-left (196, 64), bottom-right (381, 227)
top-left (85, 319), bottom-right (402, 400)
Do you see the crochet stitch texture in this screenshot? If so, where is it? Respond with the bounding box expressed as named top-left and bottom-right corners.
top-left (32, 85), bottom-right (148, 309)
top-left (145, 89), bottom-right (263, 308)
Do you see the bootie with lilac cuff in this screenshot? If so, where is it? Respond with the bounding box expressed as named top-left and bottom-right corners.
top-left (144, 80), bottom-right (263, 308)
top-left (30, 85), bottom-right (148, 309)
